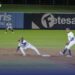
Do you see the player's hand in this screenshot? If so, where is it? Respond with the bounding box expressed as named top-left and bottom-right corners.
top-left (66, 42), bottom-right (69, 45)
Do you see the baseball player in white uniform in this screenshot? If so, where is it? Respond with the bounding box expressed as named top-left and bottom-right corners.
top-left (6, 21), bottom-right (13, 32)
top-left (60, 28), bottom-right (75, 57)
top-left (17, 37), bottom-right (41, 56)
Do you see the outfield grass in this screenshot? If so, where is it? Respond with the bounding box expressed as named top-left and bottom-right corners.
top-left (0, 4), bottom-right (75, 12)
top-left (0, 30), bottom-right (67, 49)
top-left (0, 30), bottom-right (75, 50)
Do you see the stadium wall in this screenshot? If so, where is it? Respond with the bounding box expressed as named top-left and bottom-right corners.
top-left (24, 13), bottom-right (75, 30)
top-left (0, 12), bottom-right (24, 29)
top-left (0, 12), bottom-right (75, 30)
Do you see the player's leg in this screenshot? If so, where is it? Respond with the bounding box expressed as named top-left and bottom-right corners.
top-left (5, 27), bottom-right (9, 32)
top-left (63, 46), bottom-right (68, 54)
top-left (11, 29), bottom-right (14, 32)
top-left (11, 27), bottom-right (14, 32)
top-left (28, 44), bottom-right (41, 55)
top-left (66, 41), bottom-right (75, 56)
top-left (60, 45), bottom-right (68, 56)
top-left (19, 47), bottom-right (26, 56)
top-left (68, 49), bottom-right (71, 56)
top-left (9, 27), bottom-right (14, 32)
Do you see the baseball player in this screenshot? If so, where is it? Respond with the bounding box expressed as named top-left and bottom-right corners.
top-left (5, 21), bottom-right (14, 32)
top-left (17, 37), bottom-right (41, 56)
top-left (60, 28), bottom-right (75, 57)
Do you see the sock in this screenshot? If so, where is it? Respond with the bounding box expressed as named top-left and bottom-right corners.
top-left (69, 49), bottom-right (71, 56)
top-left (11, 29), bottom-right (13, 32)
top-left (63, 48), bottom-right (67, 54)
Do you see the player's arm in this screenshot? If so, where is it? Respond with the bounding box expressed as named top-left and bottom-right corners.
top-left (66, 37), bottom-right (74, 45)
top-left (22, 42), bottom-right (27, 46)
top-left (66, 41), bottom-right (69, 45)
top-left (70, 37), bottom-right (74, 42)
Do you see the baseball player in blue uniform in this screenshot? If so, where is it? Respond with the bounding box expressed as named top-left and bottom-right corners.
top-left (17, 37), bottom-right (41, 56)
top-left (60, 28), bottom-right (75, 57)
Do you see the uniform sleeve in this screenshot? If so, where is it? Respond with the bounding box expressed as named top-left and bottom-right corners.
top-left (22, 40), bottom-right (27, 46)
top-left (18, 42), bottom-right (21, 47)
top-left (69, 32), bottom-right (75, 42)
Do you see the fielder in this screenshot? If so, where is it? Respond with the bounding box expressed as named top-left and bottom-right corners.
top-left (60, 28), bottom-right (75, 57)
top-left (17, 37), bottom-right (41, 56)
top-left (5, 21), bottom-right (14, 32)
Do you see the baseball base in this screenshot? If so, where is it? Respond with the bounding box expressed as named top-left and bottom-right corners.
top-left (41, 54), bottom-right (51, 57)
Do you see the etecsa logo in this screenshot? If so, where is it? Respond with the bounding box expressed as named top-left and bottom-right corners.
top-left (41, 13), bottom-right (55, 28)
top-left (41, 13), bottom-right (75, 28)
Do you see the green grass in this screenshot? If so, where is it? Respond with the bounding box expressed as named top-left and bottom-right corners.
top-left (0, 4), bottom-right (75, 12)
top-left (0, 30), bottom-right (67, 49)
top-left (0, 30), bottom-right (75, 50)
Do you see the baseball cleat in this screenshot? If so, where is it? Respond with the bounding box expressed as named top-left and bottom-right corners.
top-left (22, 54), bottom-right (26, 56)
top-left (66, 55), bottom-right (72, 58)
top-left (37, 54), bottom-right (41, 56)
top-left (59, 51), bottom-right (64, 56)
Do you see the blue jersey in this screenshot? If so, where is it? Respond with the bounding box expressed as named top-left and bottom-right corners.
top-left (18, 40), bottom-right (28, 47)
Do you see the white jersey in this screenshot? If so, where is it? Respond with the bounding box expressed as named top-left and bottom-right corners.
top-left (67, 32), bottom-right (75, 42)
top-left (18, 40), bottom-right (29, 47)
top-left (6, 22), bottom-right (12, 28)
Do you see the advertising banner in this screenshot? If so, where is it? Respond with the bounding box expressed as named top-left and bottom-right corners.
top-left (0, 12), bottom-right (24, 29)
top-left (24, 13), bottom-right (75, 29)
